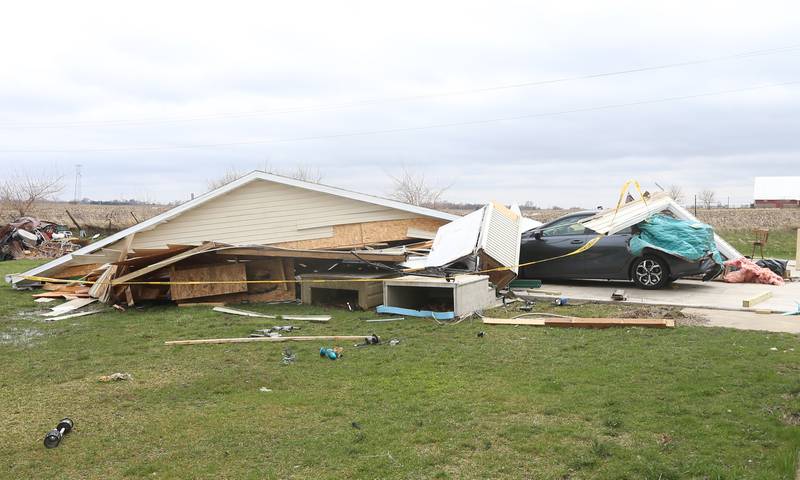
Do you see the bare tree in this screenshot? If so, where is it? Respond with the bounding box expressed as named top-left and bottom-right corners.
top-left (388, 167), bottom-right (450, 208)
top-left (206, 167), bottom-right (245, 191)
top-left (698, 189), bottom-right (716, 209)
top-left (0, 170), bottom-right (65, 217)
top-left (207, 164), bottom-right (325, 192)
top-left (290, 164), bottom-right (323, 183)
top-left (667, 184), bottom-right (684, 204)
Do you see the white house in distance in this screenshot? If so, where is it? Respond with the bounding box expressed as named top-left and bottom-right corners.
top-left (753, 176), bottom-right (800, 208)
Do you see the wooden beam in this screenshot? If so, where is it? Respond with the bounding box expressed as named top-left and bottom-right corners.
top-left (742, 291), bottom-right (773, 308)
top-left (481, 316), bottom-right (545, 325)
top-left (215, 247), bottom-right (407, 263)
top-left (482, 316), bottom-right (674, 328)
top-left (165, 334), bottom-right (376, 346)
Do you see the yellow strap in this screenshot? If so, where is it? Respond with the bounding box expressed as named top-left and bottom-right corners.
top-left (15, 235), bottom-right (603, 285)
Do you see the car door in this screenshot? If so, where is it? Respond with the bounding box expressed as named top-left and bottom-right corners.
top-left (580, 226), bottom-right (635, 280)
top-left (519, 215), bottom-right (595, 279)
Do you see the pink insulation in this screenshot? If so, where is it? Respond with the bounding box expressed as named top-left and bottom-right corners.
top-left (723, 257), bottom-right (785, 286)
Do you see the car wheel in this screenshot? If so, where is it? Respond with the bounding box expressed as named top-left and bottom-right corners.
top-left (631, 255), bottom-right (670, 289)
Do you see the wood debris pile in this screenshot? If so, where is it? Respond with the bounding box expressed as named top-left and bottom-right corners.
top-left (0, 217), bottom-right (81, 261)
top-left (29, 240), bottom-right (436, 308)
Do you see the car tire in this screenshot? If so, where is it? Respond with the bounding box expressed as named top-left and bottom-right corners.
top-left (631, 255), bottom-right (670, 289)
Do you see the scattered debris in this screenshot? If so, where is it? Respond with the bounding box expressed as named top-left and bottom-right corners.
top-left (98, 372), bottom-right (132, 382)
top-left (281, 315), bottom-right (331, 322)
top-left (580, 191), bottom-right (743, 260)
top-left (404, 202), bottom-right (530, 289)
top-left (1, 217), bottom-right (79, 262)
top-left (44, 309), bottom-right (103, 322)
top-left (41, 298), bottom-right (97, 318)
top-left (320, 346), bottom-right (344, 360)
top-left (259, 387), bottom-right (273, 393)
top-left (756, 259), bottom-right (788, 278)
top-left (165, 335), bottom-right (380, 346)
top-left (389, 338), bottom-right (401, 346)
top-left (353, 334), bottom-right (381, 347)
top-left (611, 289), bottom-right (628, 301)
top-left (43, 417), bottom-right (74, 449)
top-left (477, 331), bottom-right (486, 337)
top-left (281, 348), bottom-right (296, 365)
top-left (34, 297), bottom-right (56, 303)
top-left (481, 315), bottom-right (675, 328)
top-left (365, 317), bottom-right (405, 323)
top-left (376, 305), bottom-right (454, 320)
top-left (213, 306), bottom-right (276, 318)
top-left (724, 257), bottom-right (785, 286)
top-left (381, 274), bottom-right (495, 319)
top-left (553, 297), bottom-right (568, 306)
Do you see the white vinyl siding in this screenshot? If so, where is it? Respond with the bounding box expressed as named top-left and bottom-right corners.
top-left (129, 179), bottom-right (418, 249)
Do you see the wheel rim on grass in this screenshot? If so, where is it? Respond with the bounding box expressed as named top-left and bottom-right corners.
top-left (635, 259), bottom-right (663, 286)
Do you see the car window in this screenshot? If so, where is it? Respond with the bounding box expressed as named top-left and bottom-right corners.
top-left (541, 217), bottom-right (590, 237)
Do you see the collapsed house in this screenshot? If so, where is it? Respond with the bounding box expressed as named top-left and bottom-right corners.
top-left (7, 171), bottom-right (462, 306)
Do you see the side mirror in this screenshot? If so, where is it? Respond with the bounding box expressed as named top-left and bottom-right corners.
top-left (533, 231), bottom-right (543, 240)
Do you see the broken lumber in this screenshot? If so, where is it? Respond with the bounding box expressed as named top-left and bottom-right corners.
top-left (481, 316), bottom-right (545, 326)
top-left (44, 310), bottom-right (103, 322)
top-left (41, 298), bottom-right (97, 317)
top-left (281, 315), bottom-right (331, 322)
top-left (165, 335), bottom-right (378, 346)
top-left (481, 316), bottom-right (674, 328)
top-left (365, 317), bottom-right (406, 323)
top-left (212, 306), bottom-right (276, 318)
top-left (742, 291), bottom-right (773, 308)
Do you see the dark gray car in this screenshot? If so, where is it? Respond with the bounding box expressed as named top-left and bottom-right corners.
top-left (519, 211), bottom-right (721, 289)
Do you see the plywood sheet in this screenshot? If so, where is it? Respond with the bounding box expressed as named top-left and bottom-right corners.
top-left (170, 262), bottom-right (247, 300)
top-left (274, 217), bottom-right (447, 249)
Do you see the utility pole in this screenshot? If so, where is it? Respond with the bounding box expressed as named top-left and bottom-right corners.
top-left (73, 164), bottom-right (82, 203)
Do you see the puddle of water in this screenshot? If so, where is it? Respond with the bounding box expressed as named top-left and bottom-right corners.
top-left (0, 327), bottom-right (44, 346)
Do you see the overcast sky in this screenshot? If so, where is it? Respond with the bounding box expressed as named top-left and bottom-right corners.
top-left (0, 1), bottom-right (797, 208)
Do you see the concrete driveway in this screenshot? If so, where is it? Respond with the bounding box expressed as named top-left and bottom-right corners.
top-left (523, 278), bottom-right (800, 333)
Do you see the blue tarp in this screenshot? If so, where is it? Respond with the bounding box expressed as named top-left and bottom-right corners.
top-left (376, 305), bottom-right (455, 320)
top-left (629, 214), bottom-right (724, 265)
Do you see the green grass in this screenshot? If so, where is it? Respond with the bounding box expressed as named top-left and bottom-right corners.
top-left (719, 229), bottom-right (797, 260)
top-left (1, 259), bottom-right (799, 479)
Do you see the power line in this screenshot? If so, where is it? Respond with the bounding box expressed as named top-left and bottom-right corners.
top-left (1, 80), bottom-right (796, 154)
top-left (1, 44), bottom-right (799, 129)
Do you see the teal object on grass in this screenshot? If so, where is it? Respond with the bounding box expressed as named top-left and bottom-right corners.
top-left (629, 214), bottom-right (724, 265)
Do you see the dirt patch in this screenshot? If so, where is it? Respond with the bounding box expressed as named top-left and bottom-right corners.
top-left (615, 305), bottom-right (708, 326)
top-left (781, 411), bottom-right (800, 426)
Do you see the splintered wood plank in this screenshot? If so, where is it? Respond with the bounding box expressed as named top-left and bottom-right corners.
top-left (169, 262), bottom-right (248, 301)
